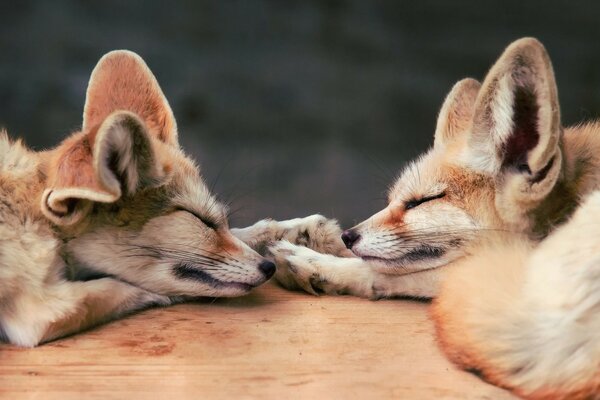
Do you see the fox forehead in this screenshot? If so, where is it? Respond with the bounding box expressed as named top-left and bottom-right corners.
top-left (388, 148), bottom-right (495, 210)
top-left (388, 150), bottom-right (450, 204)
top-left (164, 148), bottom-right (228, 225)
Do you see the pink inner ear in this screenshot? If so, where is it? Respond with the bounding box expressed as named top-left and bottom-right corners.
top-left (48, 124), bottom-right (124, 196)
top-left (501, 86), bottom-right (540, 170)
top-left (51, 131), bottom-right (102, 192)
top-left (83, 51), bottom-right (177, 145)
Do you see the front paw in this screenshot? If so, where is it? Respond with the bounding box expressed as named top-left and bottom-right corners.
top-left (279, 215), bottom-right (348, 256)
top-left (269, 240), bottom-right (337, 296)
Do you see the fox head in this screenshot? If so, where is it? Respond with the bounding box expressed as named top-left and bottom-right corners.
top-left (40, 51), bottom-right (275, 297)
top-left (343, 38), bottom-right (566, 274)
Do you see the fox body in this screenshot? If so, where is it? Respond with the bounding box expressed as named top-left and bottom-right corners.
top-left (270, 38), bottom-right (600, 398)
top-left (0, 50), bottom-right (338, 347)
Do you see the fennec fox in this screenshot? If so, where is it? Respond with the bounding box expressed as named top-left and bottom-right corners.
top-left (270, 38), bottom-right (600, 398)
top-left (0, 50), bottom-right (336, 347)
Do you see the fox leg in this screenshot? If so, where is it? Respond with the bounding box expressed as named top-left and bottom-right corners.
top-left (231, 214), bottom-right (349, 256)
top-left (2, 278), bottom-right (171, 347)
top-left (268, 240), bottom-right (374, 296)
top-left (268, 241), bottom-right (445, 299)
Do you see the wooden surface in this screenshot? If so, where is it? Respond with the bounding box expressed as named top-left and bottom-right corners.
top-left (0, 283), bottom-right (514, 400)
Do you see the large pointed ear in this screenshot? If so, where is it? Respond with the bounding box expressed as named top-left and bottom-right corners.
top-left (42, 112), bottom-right (167, 225)
top-left (434, 78), bottom-right (480, 149)
top-left (464, 38), bottom-right (563, 228)
top-left (83, 50), bottom-right (178, 147)
top-left (467, 38), bottom-right (561, 175)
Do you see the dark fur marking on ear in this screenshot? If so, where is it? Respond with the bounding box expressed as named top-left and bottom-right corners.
top-left (126, 117), bottom-right (158, 188)
top-left (107, 151), bottom-right (126, 193)
top-left (106, 115), bottom-right (158, 194)
top-left (530, 156), bottom-right (555, 184)
top-left (501, 86), bottom-right (540, 170)
top-left (517, 163), bottom-right (531, 174)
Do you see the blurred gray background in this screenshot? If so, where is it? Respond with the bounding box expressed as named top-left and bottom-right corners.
top-left (1, 0), bottom-right (600, 227)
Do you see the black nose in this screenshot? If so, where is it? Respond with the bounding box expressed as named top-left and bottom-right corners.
top-left (258, 260), bottom-right (276, 279)
top-left (341, 229), bottom-right (361, 249)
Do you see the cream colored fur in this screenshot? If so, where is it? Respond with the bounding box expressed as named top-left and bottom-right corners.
top-left (432, 196), bottom-right (600, 399)
top-left (268, 38), bottom-right (600, 398)
top-left (0, 50), bottom-right (323, 347)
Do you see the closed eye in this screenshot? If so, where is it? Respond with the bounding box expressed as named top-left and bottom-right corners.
top-left (175, 207), bottom-right (219, 230)
top-left (405, 192), bottom-right (446, 210)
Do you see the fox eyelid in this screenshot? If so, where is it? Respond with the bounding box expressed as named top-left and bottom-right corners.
top-left (174, 207), bottom-right (219, 230)
top-left (199, 216), bottom-right (219, 230)
top-left (405, 192), bottom-right (446, 210)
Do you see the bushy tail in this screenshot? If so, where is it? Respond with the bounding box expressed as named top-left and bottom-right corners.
top-left (431, 230), bottom-right (600, 399)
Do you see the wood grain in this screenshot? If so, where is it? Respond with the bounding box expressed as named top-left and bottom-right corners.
top-left (0, 283), bottom-right (514, 399)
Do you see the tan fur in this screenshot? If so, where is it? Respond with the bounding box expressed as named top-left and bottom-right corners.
top-left (269, 38), bottom-right (600, 398)
top-left (0, 51), bottom-right (283, 347)
top-left (434, 78), bottom-right (480, 148)
top-left (83, 50), bottom-right (178, 145)
top-left (433, 195), bottom-right (600, 399)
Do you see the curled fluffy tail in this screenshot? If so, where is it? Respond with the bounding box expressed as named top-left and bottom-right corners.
top-left (431, 233), bottom-right (600, 399)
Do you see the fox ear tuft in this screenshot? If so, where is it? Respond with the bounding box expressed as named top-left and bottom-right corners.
top-left (466, 38), bottom-right (563, 230)
top-left (83, 50), bottom-right (178, 147)
top-left (42, 112), bottom-right (167, 225)
top-left (434, 78), bottom-right (480, 149)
